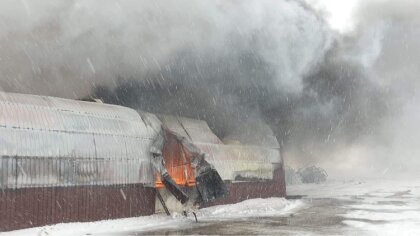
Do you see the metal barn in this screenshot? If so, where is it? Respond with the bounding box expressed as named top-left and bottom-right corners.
top-left (0, 92), bottom-right (285, 231)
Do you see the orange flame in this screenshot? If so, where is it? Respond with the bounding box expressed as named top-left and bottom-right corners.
top-left (155, 132), bottom-right (196, 188)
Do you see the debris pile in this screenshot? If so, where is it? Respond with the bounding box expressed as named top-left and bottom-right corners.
top-left (285, 166), bottom-right (328, 185)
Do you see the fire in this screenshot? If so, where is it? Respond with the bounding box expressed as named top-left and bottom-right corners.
top-left (155, 132), bottom-right (196, 188)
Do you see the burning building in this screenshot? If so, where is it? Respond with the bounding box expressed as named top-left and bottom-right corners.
top-left (0, 91), bottom-right (285, 231)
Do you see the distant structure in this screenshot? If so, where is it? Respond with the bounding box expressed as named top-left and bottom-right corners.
top-left (0, 92), bottom-right (285, 231)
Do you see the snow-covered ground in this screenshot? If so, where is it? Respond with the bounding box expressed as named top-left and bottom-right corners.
top-left (2, 198), bottom-right (302, 236)
top-left (288, 179), bottom-right (420, 236)
top-left (4, 179), bottom-right (420, 235)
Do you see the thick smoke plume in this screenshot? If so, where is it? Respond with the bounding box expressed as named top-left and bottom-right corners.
top-left (344, 0), bottom-right (420, 177)
top-left (292, 0), bottom-right (420, 178)
top-left (0, 0), bottom-right (418, 178)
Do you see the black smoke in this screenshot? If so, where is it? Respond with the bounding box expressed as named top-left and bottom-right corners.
top-left (91, 39), bottom-right (390, 168)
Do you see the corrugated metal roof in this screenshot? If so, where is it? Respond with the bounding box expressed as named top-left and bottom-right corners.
top-left (158, 115), bottom-right (223, 144)
top-left (0, 92), bottom-right (154, 137)
top-left (0, 92), bottom-right (161, 188)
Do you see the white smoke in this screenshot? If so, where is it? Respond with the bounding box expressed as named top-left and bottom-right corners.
top-left (300, 0), bottom-right (420, 179)
top-left (0, 0), bottom-right (332, 97)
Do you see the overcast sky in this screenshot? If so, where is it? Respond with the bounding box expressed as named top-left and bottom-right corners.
top-left (306, 0), bottom-right (361, 32)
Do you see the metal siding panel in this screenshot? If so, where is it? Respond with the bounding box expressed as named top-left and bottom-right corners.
top-left (8, 157), bottom-right (16, 189)
top-left (195, 143), bottom-right (280, 181)
top-left (0, 128), bottom-right (16, 157)
top-left (0, 101), bottom-right (6, 128)
top-left (158, 115), bottom-right (189, 138)
top-left (4, 103), bottom-right (19, 129)
top-left (0, 157), bottom-right (5, 188)
top-left (178, 117), bottom-right (223, 144)
top-left (0, 187), bottom-right (5, 229)
top-left (0, 92), bottom-right (161, 189)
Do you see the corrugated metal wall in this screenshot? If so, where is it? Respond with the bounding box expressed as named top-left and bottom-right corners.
top-left (202, 164), bottom-right (286, 208)
top-left (0, 92), bottom-right (161, 231)
top-left (0, 92), bottom-right (161, 189)
top-left (0, 184), bottom-right (156, 232)
top-left (0, 156), bottom-right (155, 189)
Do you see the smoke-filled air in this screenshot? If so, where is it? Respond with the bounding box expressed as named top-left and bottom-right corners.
top-left (0, 0), bottom-right (418, 180)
